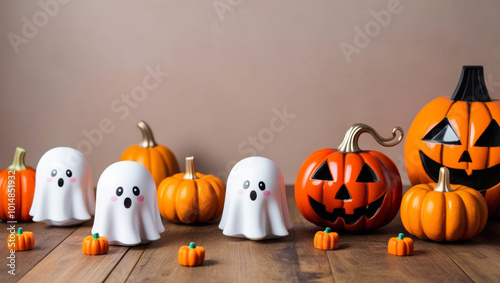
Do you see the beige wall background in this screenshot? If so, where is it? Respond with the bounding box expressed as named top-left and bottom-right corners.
top-left (1, 0), bottom-right (500, 186)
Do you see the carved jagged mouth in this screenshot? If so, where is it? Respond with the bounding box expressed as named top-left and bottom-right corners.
top-left (309, 194), bottom-right (385, 225)
top-left (420, 151), bottom-right (500, 191)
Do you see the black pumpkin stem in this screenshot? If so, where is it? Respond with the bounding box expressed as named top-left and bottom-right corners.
top-left (451, 66), bottom-right (491, 102)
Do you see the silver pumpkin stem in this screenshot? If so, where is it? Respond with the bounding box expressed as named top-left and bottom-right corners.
top-left (433, 167), bottom-right (455, 193)
top-left (183, 156), bottom-right (199, 180)
top-left (138, 121), bottom-right (158, 148)
top-left (337, 123), bottom-right (404, 153)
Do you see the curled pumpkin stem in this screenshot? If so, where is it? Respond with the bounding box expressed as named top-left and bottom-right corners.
top-left (138, 121), bottom-right (158, 148)
top-left (337, 123), bottom-right (404, 153)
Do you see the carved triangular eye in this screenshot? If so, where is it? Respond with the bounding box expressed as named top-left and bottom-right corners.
top-left (422, 118), bottom-right (461, 145)
top-left (311, 161), bottom-right (333, 181)
top-left (474, 120), bottom-right (500, 147)
top-left (356, 163), bottom-right (379, 183)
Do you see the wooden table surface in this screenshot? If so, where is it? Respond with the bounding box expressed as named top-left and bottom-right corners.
top-left (2, 185), bottom-right (500, 283)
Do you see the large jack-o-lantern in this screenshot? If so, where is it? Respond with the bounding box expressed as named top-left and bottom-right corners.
top-left (405, 66), bottom-right (500, 216)
top-left (295, 123), bottom-right (403, 231)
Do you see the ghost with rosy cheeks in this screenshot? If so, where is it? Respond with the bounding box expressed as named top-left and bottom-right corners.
top-left (30, 147), bottom-right (95, 226)
top-left (219, 156), bottom-right (293, 240)
top-left (92, 161), bottom-right (164, 246)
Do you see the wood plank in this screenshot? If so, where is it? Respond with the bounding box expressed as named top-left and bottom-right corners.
top-left (0, 221), bottom-right (79, 280)
top-left (104, 245), bottom-right (148, 283)
top-left (18, 220), bottom-right (130, 283)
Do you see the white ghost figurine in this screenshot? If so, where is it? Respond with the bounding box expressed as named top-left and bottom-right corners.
top-left (92, 161), bottom-right (164, 246)
top-left (30, 147), bottom-right (95, 226)
top-left (219, 156), bottom-right (293, 240)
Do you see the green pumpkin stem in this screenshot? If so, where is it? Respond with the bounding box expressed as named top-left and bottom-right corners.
top-left (93, 233), bottom-right (99, 239)
top-left (451, 66), bottom-right (491, 102)
top-left (8, 147), bottom-right (27, 171)
top-left (325, 227), bottom-right (331, 233)
top-left (138, 121), bottom-right (158, 148)
top-left (18, 228), bottom-right (23, 235)
top-left (183, 157), bottom-right (199, 180)
top-left (398, 233), bottom-right (404, 240)
top-left (337, 123), bottom-right (404, 153)
top-left (189, 242), bottom-right (196, 249)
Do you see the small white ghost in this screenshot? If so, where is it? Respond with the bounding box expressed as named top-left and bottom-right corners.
top-left (92, 161), bottom-right (164, 246)
top-left (219, 156), bottom-right (293, 240)
top-left (30, 147), bottom-right (95, 226)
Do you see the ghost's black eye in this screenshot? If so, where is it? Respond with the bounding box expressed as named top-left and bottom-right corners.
top-left (259, 181), bottom-right (266, 191)
top-left (51, 169), bottom-right (57, 177)
top-left (133, 186), bottom-right (140, 196)
top-left (116, 187), bottom-right (123, 196)
top-left (243, 180), bottom-right (250, 189)
top-left (66, 170), bottom-right (72, 177)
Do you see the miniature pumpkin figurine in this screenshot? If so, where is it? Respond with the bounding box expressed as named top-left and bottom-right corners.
top-left (82, 233), bottom-right (109, 255)
top-left (295, 123), bottom-right (404, 231)
top-left (388, 233), bottom-right (413, 256)
top-left (158, 157), bottom-right (225, 224)
top-left (178, 242), bottom-right (205, 267)
top-left (405, 66), bottom-right (500, 215)
top-left (314, 227), bottom-right (339, 250)
top-left (120, 121), bottom-right (180, 187)
top-left (0, 147), bottom-right (36, 221)
top-left (400, 167), bottom-right (488, 242)
top-left (7, 228), bottom-right (34, 251)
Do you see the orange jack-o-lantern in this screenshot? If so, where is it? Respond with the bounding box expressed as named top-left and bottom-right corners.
top-left (405, 66), bottom-right (500, 216)
top-left (295, 123), bottom-right (404, 231)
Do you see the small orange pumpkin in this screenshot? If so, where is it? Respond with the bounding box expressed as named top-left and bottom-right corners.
top-left (7, 228), bottom-right (34, 251)
top-left (120, 121), bottom-right (180, 187)
top-left (178, 242), bottom-right (205, 266)
top-left (314, 227), bottom-right (339, 250)
top-left (388, 233), bottom-right (413, 256)
top-left (82, 233), bottom-right (109, 255)
top-left (0, 147), bottom-right (36, 221)
top-left (400, 167), bottom-right (488, 241)
top-left (158, 157), bottom-right (225, 224)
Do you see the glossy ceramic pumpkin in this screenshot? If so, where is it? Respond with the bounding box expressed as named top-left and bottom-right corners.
top-left (178, 242), bottom-right (205, 267)
top-left (7, 228), bottom-right (34, 251)
top-left (120, 121), bottom-right (180, 187)
top-left (295, 123), bottom-right (404, 231)
top-left (0, 147), bottom-right (36, 221)
top-left (400, 167), bottom-right (488, 241)
top-left (388, 233), bottom-right (413, 256)
top-left (158, 157), bottom-right (225, 224)
top-left (405, 66), bottom-right (500, 215)
top-left (82, 233), bottom-right (109, 255)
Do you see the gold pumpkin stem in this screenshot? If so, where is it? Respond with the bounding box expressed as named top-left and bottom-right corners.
top-left (138, 121), bottom-right (158, 148)
top-left (8, 147), bottom-right (27, 171)
top-left (337, 123), bottom-right (404, 153)
top-left (183, 156), bottom-right (199, 180)
top-left (434, 167), bottom-right (455, 193)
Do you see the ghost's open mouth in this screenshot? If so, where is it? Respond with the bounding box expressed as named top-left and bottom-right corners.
top-left (250, 190), bottom-right (257, 201)
top-left (124, 197), bottom-right (132, 209)
top-left (420, 151), bottom-right (500, 191)
top-left (58, 178), bottom-right (64, 187)
top-left (309, 194), bottom-right (385, 225)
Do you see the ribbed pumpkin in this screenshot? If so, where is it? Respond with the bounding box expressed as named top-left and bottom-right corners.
top-left (0, 147), bottom-right (36, 221)
top-left (314, 227), bottom-right (339, 250)
top-left (158, 157), bottom-right (225, 224)
top-left (7, 228), bottom-right (34, 251)
top-left (120, 121), bottom-right (180, 187)
top-left (388, 233), bottom-right (413, 256)
top-left (178, 242), bottom-right (205, 267)
top-left (400, 167), bottom-right (488, 241)
top-left (82, 233), bottom-right (109, 255)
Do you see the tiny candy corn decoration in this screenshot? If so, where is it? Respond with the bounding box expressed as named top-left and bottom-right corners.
top-left (388, 233), bottom-right (413, 256)
top-left (178, 242), bottom-right (205, 267)
top-left (314, 227), bottom-right (339, 250)
top-left (7, 228), bottom-right (34, 251)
